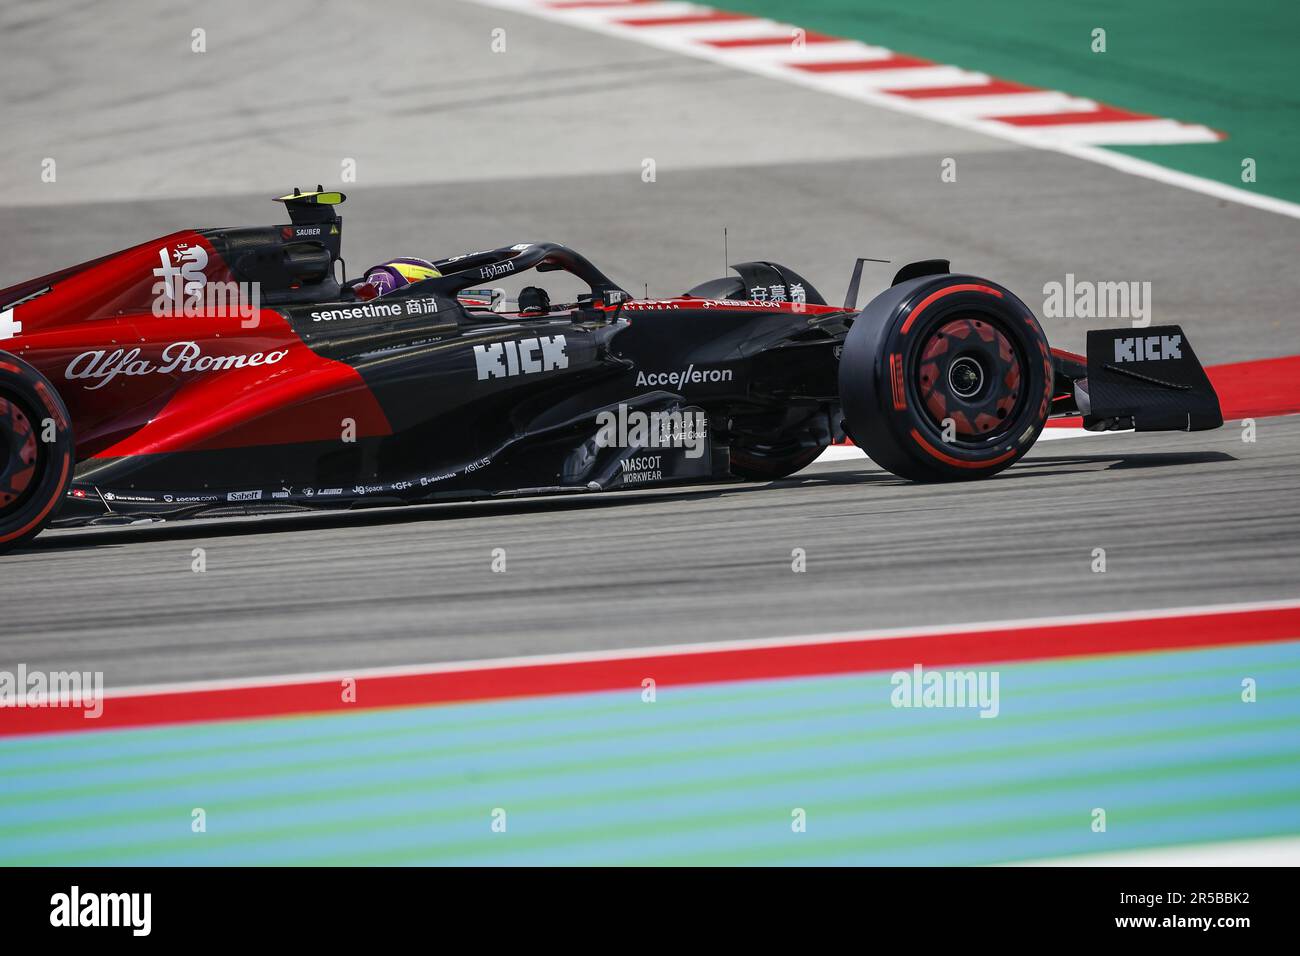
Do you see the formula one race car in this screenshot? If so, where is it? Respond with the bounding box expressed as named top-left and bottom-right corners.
top-left (0, 189), bottom-right (1222, 552)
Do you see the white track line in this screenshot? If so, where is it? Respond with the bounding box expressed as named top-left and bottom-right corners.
top-left (1009, 119), bottom-right (1223, 147)
top-left (717, 40), bottom-right (894, 64)
top-left (464, 0), bottom-right (1300, 219)
top-left (93, 598), bottom-right (1300, 699)
top-left (914, 93), bottom-right (1100, 120)
top-left (814, 66), bottom-right (990, 92)
top-left (816, 427), bottom-right (1098, 464)
top-left (1014, 834), bottom-right (1300, 866)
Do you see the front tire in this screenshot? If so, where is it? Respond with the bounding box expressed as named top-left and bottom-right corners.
top-left (838, 275), bottom-right (1052, 482)
top-left (1, 352), bottom-right (74, 554)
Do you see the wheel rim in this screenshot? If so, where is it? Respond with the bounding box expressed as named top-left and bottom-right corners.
top-left (0, 396), bottom-right (40, 514)
top-left (915, 315), bottom-right (1025, 442)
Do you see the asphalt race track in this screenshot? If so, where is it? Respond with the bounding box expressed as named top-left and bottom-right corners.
top-left (2, 0), bottom-right (1298, 688)
top-left (5, 0), bottom-right (1300, 876)
top-left (1, 420), bottom-right (1295, 686)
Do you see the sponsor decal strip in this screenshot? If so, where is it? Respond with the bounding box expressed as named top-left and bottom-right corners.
top-left (466, 0), bottom-right (1300, 218)
top-left (475, 334), bottom-right (568, 380)
top-left (3, 600), bottom-right (1298, 736)
top-left (64, 341), bottom-right (288, 391)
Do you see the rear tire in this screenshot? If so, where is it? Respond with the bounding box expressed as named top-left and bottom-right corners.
top-left (838, 275), bottom-right (1052, 482)
top-left (0, 352), bottom-right (74, 554)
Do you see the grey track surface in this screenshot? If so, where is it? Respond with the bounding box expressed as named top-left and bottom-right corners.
top-left (4, 152), bottom-right (1299, 363)
top-left (6, 420), bottom-right (1300, 687)
top-left (1, 0), bottom-right (1297, 687)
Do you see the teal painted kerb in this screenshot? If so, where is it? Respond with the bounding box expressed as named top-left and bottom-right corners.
top-left (2, 641), bottom-right (1298, 865)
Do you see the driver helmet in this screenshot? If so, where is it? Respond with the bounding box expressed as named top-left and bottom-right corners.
top-left (363, 257), bottom-right (441, 296)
